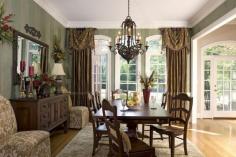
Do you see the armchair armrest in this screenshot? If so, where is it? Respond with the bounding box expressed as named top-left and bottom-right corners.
top-left (0, 131), bottom-right (50, 157)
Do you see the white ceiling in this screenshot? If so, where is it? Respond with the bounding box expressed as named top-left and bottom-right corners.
top-left (34, 0), bottom-right (225, 28)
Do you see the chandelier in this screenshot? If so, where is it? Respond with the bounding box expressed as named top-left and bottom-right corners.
top-left (109, 0), bottom-right (148, 63)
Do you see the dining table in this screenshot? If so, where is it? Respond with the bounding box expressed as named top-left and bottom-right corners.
top-left (94, 99), bottom-right (171, 138)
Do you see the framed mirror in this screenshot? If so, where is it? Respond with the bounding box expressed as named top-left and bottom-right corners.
top-left (12, 30), bottom-right (49, 84)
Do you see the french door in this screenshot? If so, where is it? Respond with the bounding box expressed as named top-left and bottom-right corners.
top-left (203, 56), bottom-right (236, 118)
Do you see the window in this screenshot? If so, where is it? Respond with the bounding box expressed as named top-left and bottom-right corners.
top-left (145, 35), bottom-right (166, 102)
top-left (115, 52), bottom-right (141, 92)
top-left (93, 35), bottom-right (111, 99)
top-left (120, 58), bottom-right (138, 91)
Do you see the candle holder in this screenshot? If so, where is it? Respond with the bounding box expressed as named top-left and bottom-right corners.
top-left (19, 61), bottom-right (26, 98)
top-left (28, 66), bottom-right (34, 98)
top-left (19, 72), bottom-right (26, 98)
top-left (27, 76), bottom-right (34, 98)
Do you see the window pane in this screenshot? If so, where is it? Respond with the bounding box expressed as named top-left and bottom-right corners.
top-left (129, 75), bottom-right (136, 82)
top-left (158, 75), bottom-right (166, 83)
top-left (204, 71), bottom-right (210, 80)
top-left (120, 74), bottom-right (127, 82)
top-left (204, 60), bottom-right (211, 70)
top-left (120, 84), bottom-right (127, 90)
top-left (128, 84), bottom-right (136, 91)
top-left (129, 65), bottom-right (136, 73)
top-left (204, 81), bottom-right (210, 90)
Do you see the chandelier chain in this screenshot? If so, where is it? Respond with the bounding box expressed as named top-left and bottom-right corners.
top-left (128, 0), bottom-right (130, 16)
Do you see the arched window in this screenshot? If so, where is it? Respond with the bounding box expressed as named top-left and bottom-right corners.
top-left (145, 35), bottom-right (166, 102)
top-left (93, 35), bottom-right (111, 99)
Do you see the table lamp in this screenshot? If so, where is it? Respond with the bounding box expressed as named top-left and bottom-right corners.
top-left (51, 63), bottom-right (65, 94)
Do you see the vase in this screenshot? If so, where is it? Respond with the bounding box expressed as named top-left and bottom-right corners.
top-left (143, 88), bottom-right (151, 105)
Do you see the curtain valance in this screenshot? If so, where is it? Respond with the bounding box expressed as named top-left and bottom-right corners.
top-left (67, 28), bottom-right (96, 51)
top-left (160, 28), bottom-right (190, 52)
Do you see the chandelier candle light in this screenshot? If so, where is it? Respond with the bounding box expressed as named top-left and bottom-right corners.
top-left (109, 0), bottom-right (148, 63)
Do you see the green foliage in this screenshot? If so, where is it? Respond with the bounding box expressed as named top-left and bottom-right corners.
top-left (51, 35), bottom-right (65, 62)
top-left (140, 70), bottom-right (156, 89)
top-left (0, 2), bottom-right (14, 43)
top-left (205, 45), bottom-right (236, 56)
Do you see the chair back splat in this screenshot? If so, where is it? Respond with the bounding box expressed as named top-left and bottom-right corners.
top-left (87, 93), bottom-right (108, 156)
top-left (102, 99), bottom-right (124, 156)
top-left (170, 93), bottom-right (193, 130)
top-left (149, 93), bottom-right (193, 157)
top-left (94, 91), bottom-right (102, 110)
top-left (102, 99), bottom-right (156, 157)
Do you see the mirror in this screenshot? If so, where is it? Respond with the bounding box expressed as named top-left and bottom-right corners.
top-left (13, 30), bottom-right (49, 84)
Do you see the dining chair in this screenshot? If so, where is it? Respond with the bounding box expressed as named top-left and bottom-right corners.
top-left (141, 92), bottom-right (168, 140)
top-left (112, 89), bottom-right (128, 101)
top-left (94, 91), bottom-right (102, 110)
top-left (102, 99), bottom-right (156, 157)
top-left (87, 93), bottom-right (108, 156)
top-left (149, 93), bottom-right (193, 157)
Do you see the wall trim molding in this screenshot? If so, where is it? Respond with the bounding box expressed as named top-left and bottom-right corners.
top-left (67, 20), bottom-right (189, 28)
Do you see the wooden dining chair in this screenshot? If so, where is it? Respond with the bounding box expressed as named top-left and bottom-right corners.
top-left (112, 89), bottom-right (128, 101)
top-left (94, 91), bottom-right (102, 110)
top-left (87, 93), bottom-right (108, 156)
top-left (149, 93), bottom-right (193, 157)
top-left (141, 92), bottom-right (168, 140)
top-left (102, 99), bottom-right (156, 157)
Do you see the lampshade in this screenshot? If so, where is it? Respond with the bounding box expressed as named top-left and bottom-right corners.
top-left (51, 63), bottom-right (65, 76)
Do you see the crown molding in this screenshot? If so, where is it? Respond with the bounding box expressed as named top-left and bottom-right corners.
top-left (66, 20), bottom-right (189, 28)
top-left (189, 0), bottom-right (225, 27)
top-left (33, 0), bottom-right (68, 27)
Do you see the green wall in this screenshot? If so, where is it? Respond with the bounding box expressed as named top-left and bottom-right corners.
top-left (95, 29), bottom-right (160, 90)
top-left (192, 0), bottom-right (236, 35)
top-left (0, 0), bottom-right (66, 98)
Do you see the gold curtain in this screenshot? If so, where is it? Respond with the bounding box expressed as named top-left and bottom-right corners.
top-left (160, 28), bottom-right (190, 110)
top-left (67, 28), bottom-right (96, 106)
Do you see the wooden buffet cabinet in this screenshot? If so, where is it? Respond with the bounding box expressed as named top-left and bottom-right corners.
top-left (10, 94), bottom-right (68, 132)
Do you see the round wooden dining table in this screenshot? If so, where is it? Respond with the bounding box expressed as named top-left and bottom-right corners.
top-left (94, 99), bottom-right (171, 138)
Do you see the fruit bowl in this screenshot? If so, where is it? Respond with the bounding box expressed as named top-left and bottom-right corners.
top-left (127, 100), bottom-right (140, 110)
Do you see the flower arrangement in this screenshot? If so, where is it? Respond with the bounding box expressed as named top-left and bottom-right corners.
top-left (51, 35), bottom-right (65, 63)
top-left (0, 2), bottom-right (14, 43)
top-left (140, 71), bottom-right (156, 89)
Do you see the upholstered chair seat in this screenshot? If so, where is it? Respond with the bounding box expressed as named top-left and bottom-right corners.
top-left (0, 95), bottom-right (51, 157)
top-left (62, 89), bottom-right (89, 129)
top-left (69, 105), bottom-right (89, 129)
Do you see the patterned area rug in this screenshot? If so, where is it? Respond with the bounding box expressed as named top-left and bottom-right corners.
top-left (57, 125), bottom-right (203, 157)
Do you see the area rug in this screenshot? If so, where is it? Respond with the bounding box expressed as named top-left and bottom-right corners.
top-left (57, 125), bottom-right (204, 157)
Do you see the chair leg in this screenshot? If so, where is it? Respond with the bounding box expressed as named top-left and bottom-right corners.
top-left (160, 133), bottom-right (163, 140)
top-left (149, 127), bottom-right (153, 147)
top-left (184, 134), bottom-right (188, 155)
top-left (142, 124), bottom-right (145, 140)
top-left (92, 135), bottom-right (98, 156)
top-left (168, 136), bottom-right (171, 148)
top-left (170, 135), bottom-right (175, 157)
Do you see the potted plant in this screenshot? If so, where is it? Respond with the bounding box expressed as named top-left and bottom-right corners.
top-left (140, 71), bottom-right (156, 105)
top-left (0, 2), bottom-right (14, 43)
top-left (51, 35), bottom-right (65, 63)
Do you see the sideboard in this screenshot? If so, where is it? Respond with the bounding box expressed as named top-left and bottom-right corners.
top-left (10, 94), bottom-right (69, 132)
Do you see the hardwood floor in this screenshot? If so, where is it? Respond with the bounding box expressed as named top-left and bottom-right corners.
top-left (50, 119), bottom-right (236, 157)
top-left (50, 129), bottom-right (78, 157)
top-left (188, 119), bottom-right (236, 157)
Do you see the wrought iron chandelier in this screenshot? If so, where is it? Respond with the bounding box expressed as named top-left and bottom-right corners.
top-left (109, 0), bottom-right (148, 63)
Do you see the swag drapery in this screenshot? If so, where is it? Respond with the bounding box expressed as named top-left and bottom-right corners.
top-left (160, 28), bottom-right (190, 109)
top-left (67, 28), bottom-right (96, 106)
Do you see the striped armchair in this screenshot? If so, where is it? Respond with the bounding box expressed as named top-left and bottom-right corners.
top-left (0, 95), bottom-right (51, 157)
